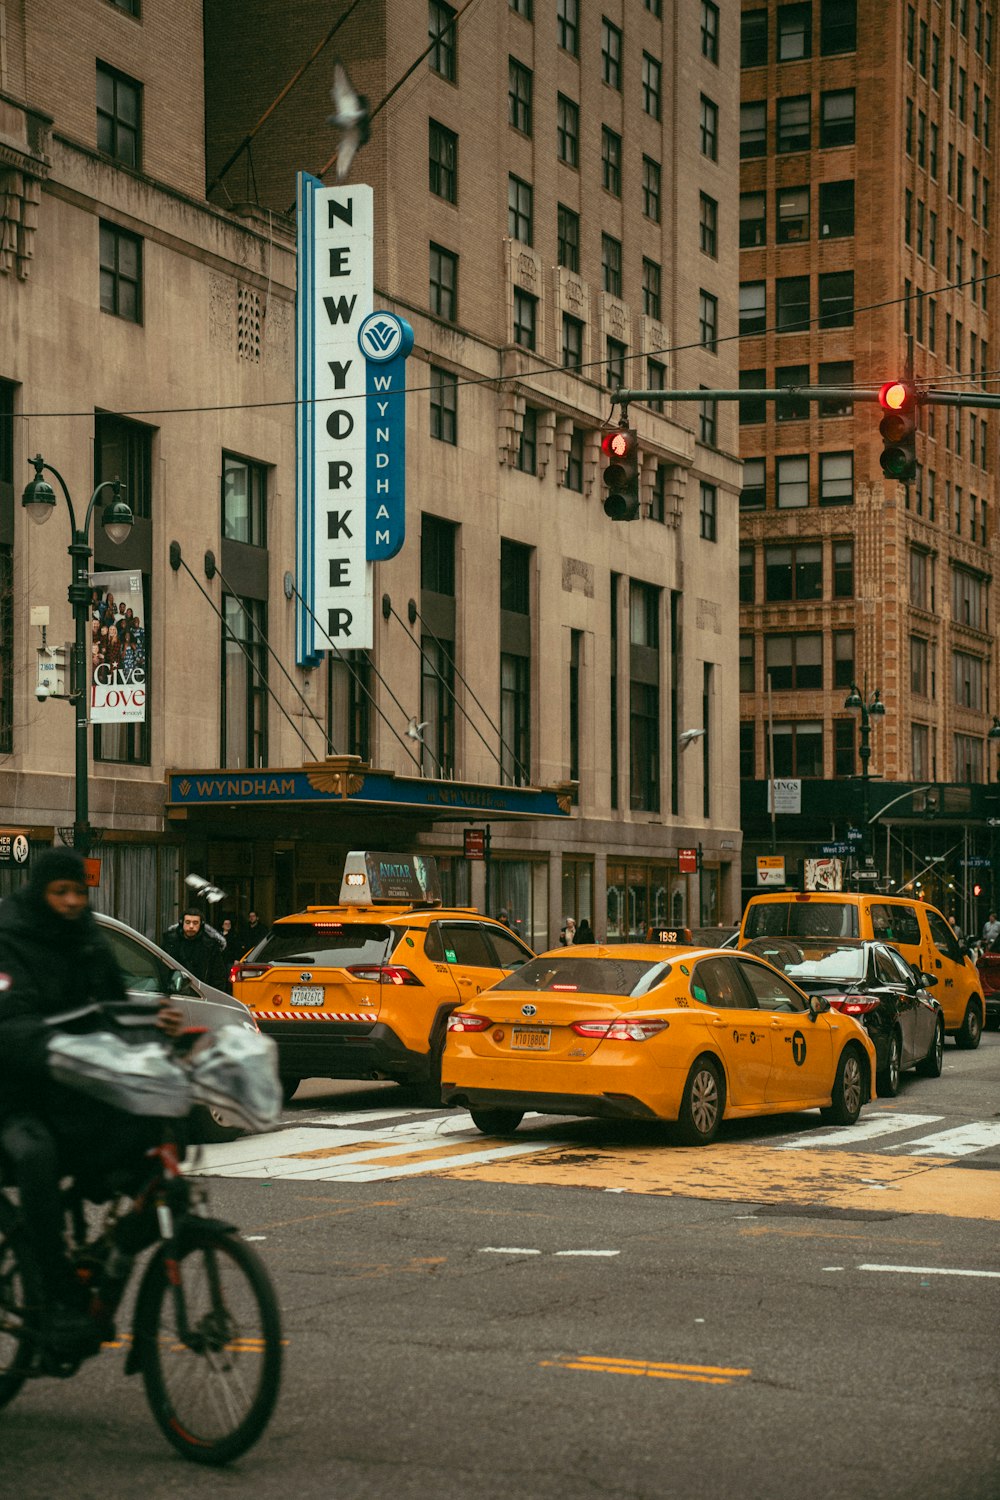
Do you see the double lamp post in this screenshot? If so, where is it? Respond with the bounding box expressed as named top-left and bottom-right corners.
top-left (22, 455), bottom-right (134, 857)
top-left (844, 681), bottom-right (886, 878)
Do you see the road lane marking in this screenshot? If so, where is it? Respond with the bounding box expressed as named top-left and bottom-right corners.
top-left (886, 1121), bottom-right (1000, 1156)
top-left (541, 1355), bottom-right (750, 1385)
top-left (857, 1263), bottom-right (1000, 1278)
top-left (774, 1113), bottom-right (943, 1150)
top-left (481, 1247), bottom-right (542, 1255)
top-left (554, 1249), bottom-right (620, 1257)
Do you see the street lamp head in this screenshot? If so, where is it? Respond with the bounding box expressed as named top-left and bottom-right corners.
top-left (869, 690), bottom-right (887, 718)
top-left (22, 459), bottom-right (57, 525)
top-left (100, 496), bottom-right (134, 545)
top-left (844, 685), bottom-right (863, 711)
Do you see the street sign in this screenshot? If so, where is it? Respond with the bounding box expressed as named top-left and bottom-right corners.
top-left (679, 848), bottom-right (698, 874)
top-left (757, 855), bottom-right (786, 886)
top-left (962, 855), bottom-right (993, 868)
top-left (820, 842), bottom-right (850, 856)
top-left (855, 868), bottom-right (880, 881)
top-left (463, 829), bottom-right (485, 861)
top-left (987, 817), bottom-right (1000, 827)
top-left (846, 828), bottom-right (863, 842)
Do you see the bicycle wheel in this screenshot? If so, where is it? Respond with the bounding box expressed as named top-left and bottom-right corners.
top-left (0, 1197), bottom-right (39, 1410)
top-left (135, 1227), bottom-right (282, 1465)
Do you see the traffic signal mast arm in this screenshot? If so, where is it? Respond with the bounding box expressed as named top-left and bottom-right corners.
top-left (613, 385), bottom-right (1000, 409)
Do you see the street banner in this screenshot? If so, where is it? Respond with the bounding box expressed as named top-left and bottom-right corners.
top-left (89, 570), bottom-right (146, 723)
top-left (805, 857), bottom-right (843, 891)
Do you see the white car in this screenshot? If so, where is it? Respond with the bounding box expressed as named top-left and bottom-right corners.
top-left (95, 912), bottom-right (257, 1142)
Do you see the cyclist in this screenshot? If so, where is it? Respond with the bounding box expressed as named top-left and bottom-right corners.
top-left (0, 847), bottom-right (182, 1355)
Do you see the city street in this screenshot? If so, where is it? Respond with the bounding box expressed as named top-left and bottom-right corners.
top-left (3, 1036), bottom-right (998, 1499)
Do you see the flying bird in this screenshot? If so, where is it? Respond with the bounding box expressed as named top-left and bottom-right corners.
top-left (679, 728), bottom-right (707, 749)
top-left (407, 717), bottom-right (429, 742)
top-left (185, 872), bottom-right (227, 905)
top-left (327, 60), bottom-right (370, 181)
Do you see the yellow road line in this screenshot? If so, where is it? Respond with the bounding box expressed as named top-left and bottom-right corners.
top-left (541, 1354), bottom-right (750, 1384)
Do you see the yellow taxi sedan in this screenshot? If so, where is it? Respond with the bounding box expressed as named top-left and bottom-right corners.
top-left (441, 944), bottom-right (877, 1145)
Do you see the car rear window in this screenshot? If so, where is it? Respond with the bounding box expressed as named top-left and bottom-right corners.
top-left (743, 902), bottom-right (859, 939)
top-left (253, 922), bottom-right (393, 968)
top-left (491, 956), bottom-right (669, 996)
top-left (869, 903), bottom-right (922, 947)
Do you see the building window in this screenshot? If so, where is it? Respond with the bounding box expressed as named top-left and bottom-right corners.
top-left (911, 723), bottom-right (929, 780)
top-left (500, 539), bottom-right (531, 786)
top-left (777, 3), bottom-right (812, 60)
top-left (702, 1), bottom-right (720, 60)
top-left (517, 406), bottom-right (537, 474)
top-left (740, 722), bottom-right (756, 778)
top-left (642, 53), bottom-right (662, 119)
top-left (821, 0), bottom-right (856, 53)
top-left (96, 63), bottom-right (141, 168)
top-left (819, 180), bottom-right (854, 237)
top-left (557, 203), bottom-right (579, 270)
top-left (646, 360), bottom-right (666, 413)
top-left (512, 289), bottom-right (536, 349)
top-left (776, 455), bottom-right (809, 508)
top-left (910, 548), bottom-right (931, 610)
top-left (819, 361), bottom-right (853, 416)
top-left (508, 57), bottom-right (532, 133)
top-left (700, 193), bottom-right (718, 256)
top-left (767, 722), bottom-right (823, 777)
top-left (421, 512), bottom-right (456, 597)
top-left (910, 635), bottom-right (929, 696)
top-left (819, 451), bottom-right (853, 505)
top-left (740, 635), bottom-right (755, 693)
top-left (741, 456), bottom-right (766, 507)
top-left (740, 191), bottom-right (765, 247)
top-left (602, 18), bottom-right (622, 87)
top-left (429, 242), bottom-right (458, 320)
top-left (420, 635), bottom-right (455, 778)
top-left (642, 258), bottom-right (661, 319)
top-left (428, 120), bottom-right (457, 202)
top-left (818, 271), bottom-right (853, 327)
top-left (820, 89), bottom-right (855, 146)
top-left (508, 174), bottom-right (532, 243)
top-left (430, 366), bottom-right (457, 443)
top-left (99, 222), bottom-right (142, 322)
top-left (564, 426), bottom-right (584, 492)
top-left (0, 543), bottom-right (10, 753)
top-left (562, 314), bottom-right (583, 371)
top-left (742, 10), bottom-right (767, 66)
top-left (833, 630), bottom-right (855, 688)
top-left (642, 156), bottom-right (661, 221)
top-left (765, 543), bottom-right (822, 601)
top-left (557, 94), bottom-right (579, 165)
top-left (834, 719), bottom-right (855, 777)
top-left (557, 0), bottom-right (578, 55)
top-left (776, 275), bottom-right (809, 332)
top-left (699, 291), bottom-right (718, 352)
top-left (952, 566), bottom-right (985, 628)
top-left (776, 185), bottom-right (809, 243)
top-left (649, 463), bottom-right (667, 522)
top-left (95, 411), bottom-right (152, 521)
top-left (510, 0), bottom-right (532, 15)
top-left (777, 95), bottom-right (809, 152)
top-left (700, 95), bottom-right (719, 159)
top-left (739, 547), bottom-right (755, 603)
top-left (602, 234), bottom-right (622, 296)
top-left (740, 101), bottom-right (767, 158)
top-left (629, 580), bottom-right (660, 812)
top-left (606, 337), bottom-right (626, 391)
top-left (952, 650), bottom-right (984, 709)
top-left (221, 595), bottom-right (268, 769)
top-left (699, 483), bottom-right (717, 541)
top-left (602, 126), bottom-right (622, 195)
top-left (222, 453), bottom-right (267, 546)
top-left (833, 541), bottom-right (854, 596)
top-left (699, 391), bottom-right (717, 446)
top-left (765, 634), bottom-right (822, 690)
top-left (429, 0), bottom-right (457, 79)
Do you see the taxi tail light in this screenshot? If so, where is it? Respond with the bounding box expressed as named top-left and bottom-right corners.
top-left (231, 962), bottom-right (270, 983)
top-left (446, 1012), bottom-right (492, 1033)
top-left (346, 965), bottom-right (423, 986)
top-left (829, 996), bottom-right (880, 1016)
top-left (571, 1018), bottom-right (670, 1042)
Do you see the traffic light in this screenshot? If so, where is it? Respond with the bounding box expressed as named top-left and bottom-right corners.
top-left (974, 882), bottom-right (983, 898)
top-left (878, 380), bottom-right (918, 482)
top-left (601, 423), bottom-right (640, 520)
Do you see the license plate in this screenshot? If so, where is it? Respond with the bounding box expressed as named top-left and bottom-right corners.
top-left (289, 985), bottom-right (324, 1006)
top-left (511, 1025), bottom-right (551, 1050)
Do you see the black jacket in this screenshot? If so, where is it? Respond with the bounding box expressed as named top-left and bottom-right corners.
top-left (0, 885), bottom-right (127, 1119)
top-left (161, 926), bottom-right (227, 991)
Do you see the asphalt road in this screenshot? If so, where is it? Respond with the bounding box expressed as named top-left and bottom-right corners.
top-left (2, 1036), bottom-right (998, 1500)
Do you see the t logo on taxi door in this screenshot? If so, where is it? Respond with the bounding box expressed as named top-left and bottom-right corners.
top-left (789, 1030), bottom-right (807, 1066)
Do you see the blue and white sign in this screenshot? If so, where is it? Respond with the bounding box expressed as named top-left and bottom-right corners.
top-left (359, 311), bottom-right (413, 561)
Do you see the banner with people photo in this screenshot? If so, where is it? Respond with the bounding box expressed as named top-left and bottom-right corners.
top-left (88, 570), bottom-right (147, 723)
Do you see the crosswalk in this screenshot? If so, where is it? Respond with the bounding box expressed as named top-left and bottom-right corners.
top-left (194, 1103), bottom-right (1000, 1187)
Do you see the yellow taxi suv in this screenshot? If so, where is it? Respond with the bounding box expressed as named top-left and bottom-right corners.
top-left (738, 891), bottom-right (986, 1050)
top-left (440, 944), bottom-right (877, 1145)
top-left (230, 852), bottom-right (534, 1103)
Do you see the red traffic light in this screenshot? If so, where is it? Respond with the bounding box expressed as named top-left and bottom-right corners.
top-left (602, 431), bottom-right (630, 460)
top-left (879, 380), bottom-right (915, 412)
top-left (973, 882), bottom-right (983, 898)
top-left (601, 423), bottom-right (640, 521)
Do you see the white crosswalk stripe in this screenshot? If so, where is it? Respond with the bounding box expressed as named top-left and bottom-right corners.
top-left (774, 1113), bottom-right (944, 1151)
top-left (886, 1121), bottom-right (1000, 1156)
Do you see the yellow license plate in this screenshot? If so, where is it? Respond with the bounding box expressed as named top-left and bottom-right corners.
top-left (511, 1026), bottom-right (551, 1050)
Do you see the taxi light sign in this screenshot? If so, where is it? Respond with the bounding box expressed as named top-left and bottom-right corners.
top-left (339, 850), bottom-right (442, 905)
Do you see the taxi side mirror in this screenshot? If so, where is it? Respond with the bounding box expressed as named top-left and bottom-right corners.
top-left (808, 994), bottom-right (830, 1021)
top-left (921, 972), bottom-right (938, 988)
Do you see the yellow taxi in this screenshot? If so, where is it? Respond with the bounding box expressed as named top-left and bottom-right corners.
top-left (230, 852), bottom-right (534, 1102)
top-left (440, 943), bottom-right (877, 1144)
top-left (738, 891), bottom-right (986, 1049)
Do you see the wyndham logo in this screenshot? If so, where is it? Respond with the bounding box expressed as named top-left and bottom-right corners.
top-left (358, 312), bottom-right (408, 362)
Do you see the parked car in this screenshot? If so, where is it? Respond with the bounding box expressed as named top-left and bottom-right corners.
top-left (742, 936), bottom-right (944, 1096)
top-left (95, 912), bottom-right (258, 1142)
top-left (441, 943), bottom-right (877, 1145)
top-left (977, 950), bottom-right (1000, 1030)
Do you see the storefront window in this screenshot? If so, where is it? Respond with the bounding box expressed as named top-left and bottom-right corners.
top-left (606, 861), bottom-right (675, 940)
top-left (561, 860), bottom-right (594, 934)
top-left (491, 859), bottom-right (546, 951)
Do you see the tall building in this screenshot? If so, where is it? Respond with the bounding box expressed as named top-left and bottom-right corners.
top-left (1, 1), bottom-right (744, 943)
top-left (738, 0), bottom-right (1000, 918)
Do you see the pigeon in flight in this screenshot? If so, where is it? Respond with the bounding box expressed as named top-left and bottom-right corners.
top-left (407, 716), bottom-right (429, 742)
top-left (327, 60), bottom-right (370, 181)
top-left (679, 728), bottom-right (707, 749)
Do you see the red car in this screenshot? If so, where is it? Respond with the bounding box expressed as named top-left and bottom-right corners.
top-left (977, 951), bottom-right (1000, 1030)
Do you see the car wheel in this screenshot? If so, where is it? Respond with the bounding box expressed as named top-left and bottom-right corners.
top-left (188, 1103), bottom-right (244, 1144)
top-left (954, 1001), bottom-right (983, 1050)
top-left (469, 1107), bottom-right (524, 1136)
top-left (917, 1016), bottom-right (945, 1078)
top-left (820, 1045), bottom-right (866, 1126)
top-left (280, 1076), bottom-right (302, 1104)
top-left (674, 1056), bottom-right (725, 1146)
top-left (876, 1031), bottom-right (902, 1097)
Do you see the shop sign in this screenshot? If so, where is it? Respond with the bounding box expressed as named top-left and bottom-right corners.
top-left (0, 830), bottom-right (30, 864)
top-left (766, 779), bottom-right (801, 814)
top-left (678, 848), bottom-right (698, 874)
top-left (464, 829), bottom-right (486, 860)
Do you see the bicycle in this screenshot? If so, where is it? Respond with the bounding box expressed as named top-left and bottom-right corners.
top-left (0, 1096), bottom-right (282, 1464)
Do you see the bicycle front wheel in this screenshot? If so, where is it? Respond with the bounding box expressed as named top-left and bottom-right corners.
top-left (135, 1227), bottom-right (282, 1465)
top-left (0, 1197), bottom-right (39, 1410)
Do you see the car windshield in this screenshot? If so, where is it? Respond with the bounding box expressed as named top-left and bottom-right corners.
top-left (252, 922), bottom-right (393, 967)
top-left (491, 956), bottom-right (670, 997)
top-left (743, 902), bottom-right (859, 939)
top-left (753, 942), bottom-right (867, 983)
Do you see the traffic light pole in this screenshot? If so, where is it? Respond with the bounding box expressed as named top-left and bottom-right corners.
top-left (614, 385), bottom-right (1000, 410)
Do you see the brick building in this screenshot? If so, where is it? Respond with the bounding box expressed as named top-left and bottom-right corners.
top-left (737, 0), bottom-right (1000, 917)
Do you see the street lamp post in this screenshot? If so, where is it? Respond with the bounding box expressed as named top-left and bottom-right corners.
top-left (22, 455), bottom-right (133, 856)
top-left (844, 682), bottom-right (886, 880)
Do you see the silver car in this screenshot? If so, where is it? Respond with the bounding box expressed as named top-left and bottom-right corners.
top-left (96, 912), bottom-right (257, 1142)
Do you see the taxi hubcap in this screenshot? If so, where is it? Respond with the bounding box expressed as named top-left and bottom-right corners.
top-left (842, 1055), bottom-right (863, 1113)
top-left (691, 1069), bottom-right (720, 1133)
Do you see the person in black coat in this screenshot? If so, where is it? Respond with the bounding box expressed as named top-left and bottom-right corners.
top-left (0, 848), bottom-right (181, 1356)
top-left (574, 918), bottom-right (595, 944)
top-left (162, 908), bottom-right (228, 991)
